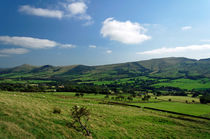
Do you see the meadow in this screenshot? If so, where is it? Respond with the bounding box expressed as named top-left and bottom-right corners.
top-left (0, 91), bottom-right (210, 138)
top-left (153, 78), bottom-right (210, 90)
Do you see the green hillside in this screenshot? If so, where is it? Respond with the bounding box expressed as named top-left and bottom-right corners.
top-left (0, 91), bottom-right (210, 138)
top-left (1, 57), bottom-right (210, 90)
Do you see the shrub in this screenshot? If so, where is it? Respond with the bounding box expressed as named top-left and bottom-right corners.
top-left (104, 95), bottom-right (109, 99)
top-left (168, 98), bottom-right (171, 102)
top-left (75, 93), bottom-right (80, 97)
top-left (192, 100), bottom-right (195, 103)
top-left (53, 107), bottom-right (61, 114)
top-left (69, 105), bottom-right (91, 136)
top-left (75, 93), bottom-right (85, 97)
top-left (142, 95), bottom-right (150, 101)
top-left (80, 93), bottom-right (84, 97)
top-left (127, 96), bottom-right (133, 101)
top-left (200, 94), bottom-right (210, 104)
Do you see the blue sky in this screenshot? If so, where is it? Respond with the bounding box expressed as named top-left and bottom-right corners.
top-left (1, 0), bottom-right (210, 67)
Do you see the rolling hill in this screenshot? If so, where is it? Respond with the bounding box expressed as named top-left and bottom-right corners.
top-left (1, 57), bottom-right (210, 81)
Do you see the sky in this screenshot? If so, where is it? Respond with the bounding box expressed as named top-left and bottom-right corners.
top-left (1, 0), bottom-right (210, 67)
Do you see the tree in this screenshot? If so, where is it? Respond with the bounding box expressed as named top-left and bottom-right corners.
top-left (104, 95), bottom-right (109, 99)
top-left (70, 105), bottom-right (91, 136)
top-left (127, 96), bottom-right (133, 101)
top-left (200, 94), bottom-right (210, 104)
top-left (142, 95), bottom-right (150, 101)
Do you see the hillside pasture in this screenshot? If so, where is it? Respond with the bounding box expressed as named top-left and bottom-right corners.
top-left (154, 78), bottom-right (210, 90)
top-left (0, 91), bottom-right (210, 138)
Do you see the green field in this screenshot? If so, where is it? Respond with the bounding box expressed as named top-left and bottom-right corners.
top-left (135, 102), bottom-right (210, 118)
top-left (157, 96), bottom-right (200, 103)
top-left (0, 91), bottom-right (210, 138)
top-left (154, 78), bottom-right (210, 90)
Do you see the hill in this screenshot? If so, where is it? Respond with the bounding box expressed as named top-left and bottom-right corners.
top-left (1, 57), bottom-right (210, 79)
top-left (0, 91), bottom-right (209, 138)
top-left (1, 57), bottom-right (210, 91)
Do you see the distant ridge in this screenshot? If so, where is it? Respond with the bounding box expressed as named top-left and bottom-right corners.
top-left (1, 57), bottom-right (210, 79)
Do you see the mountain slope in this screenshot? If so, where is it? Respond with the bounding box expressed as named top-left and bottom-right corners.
top-left (1, 57), bottom-right (210, 80)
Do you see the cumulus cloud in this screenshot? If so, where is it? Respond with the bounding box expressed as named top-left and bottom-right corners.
top-left (137, 44), bottom-right (210, 59)
top-left (101, 18), bottom-right (151, 44)
top-left (0, 36), bottom-right (75, 49)
top-left (89, 45), bottom-right (96, 48)
top-left (67, 2), bottom-right (87, 15)
top-left (181, 26), bottom-right (192, 31)
top-left (0, 48), bottom-right (29, 55)
top-left (106, 50), bottom-right (112, 54)
top-left (64, 1), bottom-right (93, 24)
top-left (19, 5), bottom-right (63, 19)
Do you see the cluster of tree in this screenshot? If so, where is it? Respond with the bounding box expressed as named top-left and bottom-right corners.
top-left (0, 83), bottom-right (47, 92)
top-left (56, 84), bottom-right (110, 94)
top-left (200, 93), bottom-right (210, 104)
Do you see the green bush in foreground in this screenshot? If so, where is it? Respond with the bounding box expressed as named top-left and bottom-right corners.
top-left (69, 105), bottom-right (91, 136)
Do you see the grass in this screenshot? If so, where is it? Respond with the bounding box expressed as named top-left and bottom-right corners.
top-left (134, 102), bottom-right (210, 118)
top-left (157, 96), bottom-right (200, 103)
top-left (154, 78), bottom-right (210, 90)
top-left (0, 91), bottom-right (210, 138)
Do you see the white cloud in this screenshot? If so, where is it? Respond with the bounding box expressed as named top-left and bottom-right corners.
top-left (65, 1), bottom-right (93, 24)
top-left (0, 48), bottom-right (29, 55)
top-left (67, 2), bottom-right (87, 15)
top-left (0, 36), bottom-right (56, 49)
top-left (0, 36), bottom-right (75, 49)
top-left (83, 20), bottom-right (94, 26)
top-left (181, 26), bottom-right (192, 31)
top-left (138, 44), bottom-right (210, 55)
top-left (58, 44), bottom-right (76, 48)
top-left (101, 18), bottom-right (151, 44)
top-left (19, 2), bottom-right (93, 25)
top-left (89, 45), bottom-right (96, 48)
top-left (137, 44), bottom-right (210, 59)
top-left (19, 5), bottom-right (63, 19)
top-left (106, 50), bottom-right (112, 54)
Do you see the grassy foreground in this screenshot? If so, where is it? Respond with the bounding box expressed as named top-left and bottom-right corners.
top-left (0, 91), bottom-right (210, 138)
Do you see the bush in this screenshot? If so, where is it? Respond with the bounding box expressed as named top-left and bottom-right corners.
top-left (75, 93), bottom-right (85, 97)
top-left (75, 93), bottom-right (80, 97)
top-left (127, 96), bottom-right (133, 101)
top-left (142, 95), bottom-right (150, 101)
top-left (168, 98), bottom-right (171, 102)
top-left (69, 105), bottom-right (91, 136)
top-left (53, 107), bottom-right (61, 114)
top-left (200, 94), bottom-right (210, 104)
top-left (104, 95), bottom-right (109, 99)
